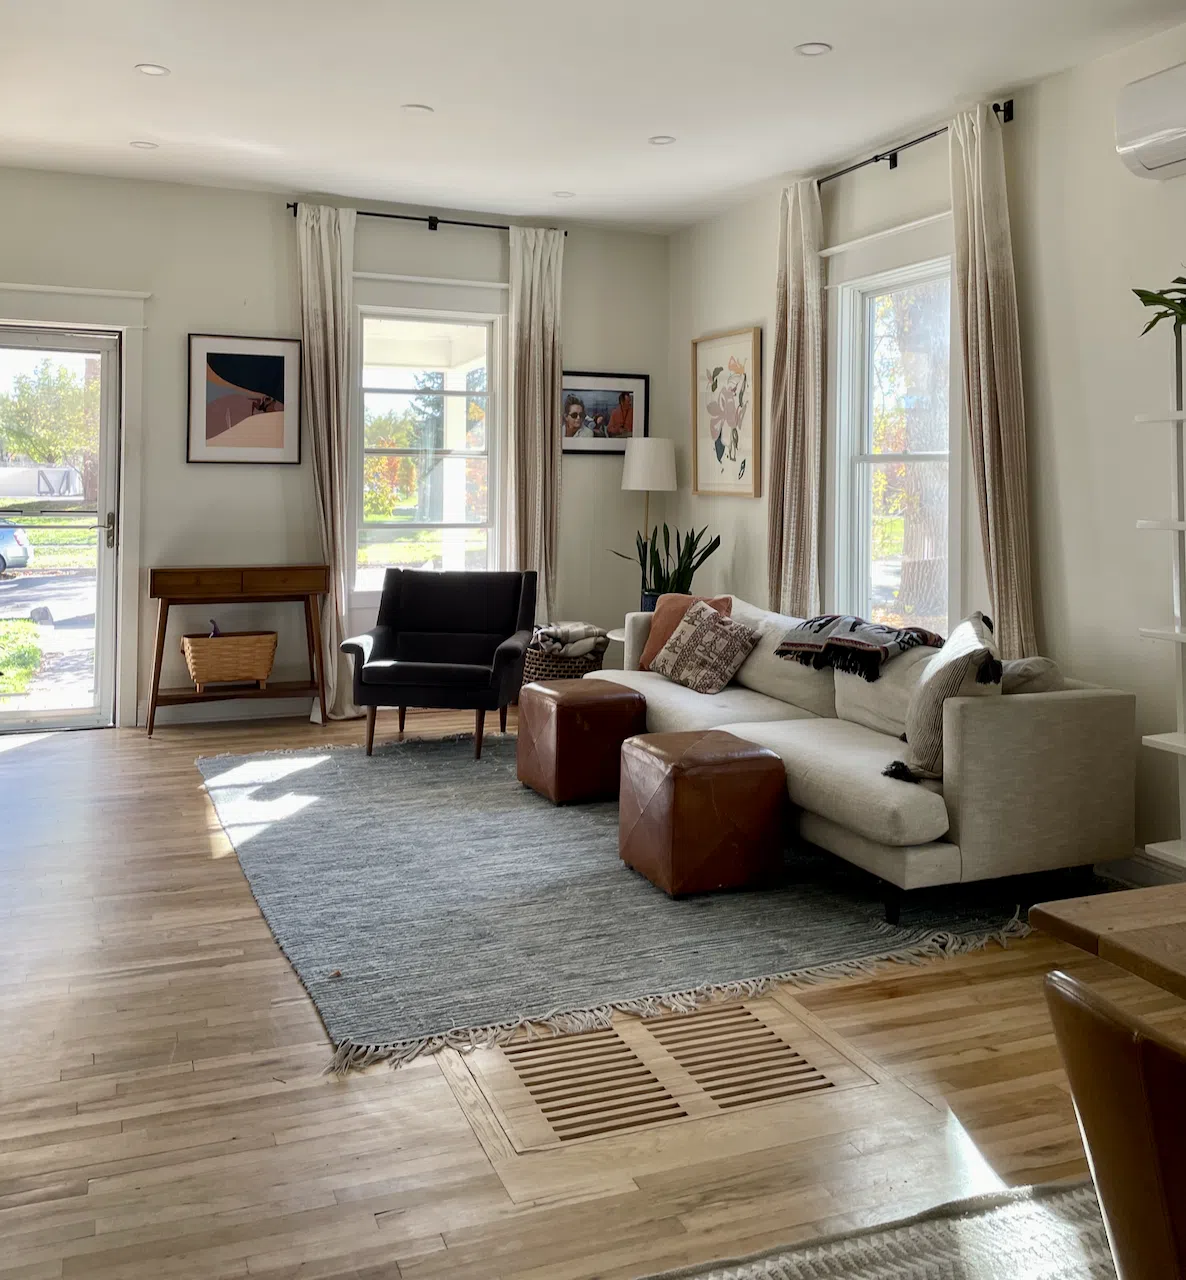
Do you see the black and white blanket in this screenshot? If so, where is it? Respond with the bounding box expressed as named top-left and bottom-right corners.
top-left (532, 621), bottom-right (609, 659)
top-left (775, 615), bottom-right (945, 682)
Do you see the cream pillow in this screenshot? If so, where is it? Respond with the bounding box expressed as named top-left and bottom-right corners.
top-left (1002, 656), bottom-right (1064, 695)
top-left (888, 612), bottom-right (1002, 780)
top-left (730, 597), bottom-right (837, 717)
top-left (834, 645), bottom-right (939, 738)
top-left (650, 601), bottom-right (759, 695)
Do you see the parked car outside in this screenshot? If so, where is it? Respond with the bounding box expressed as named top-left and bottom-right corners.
top-left (0, 520), bottom-right (33, 571)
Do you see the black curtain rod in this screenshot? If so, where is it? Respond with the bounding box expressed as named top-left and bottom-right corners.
top-left (817, 99), bottom-right (1014, 187)
top-left (285, 202), bottom-right (566, 235)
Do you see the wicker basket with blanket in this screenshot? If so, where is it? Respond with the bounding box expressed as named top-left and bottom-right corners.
top-left (523, 621), bottom-right (609, 683)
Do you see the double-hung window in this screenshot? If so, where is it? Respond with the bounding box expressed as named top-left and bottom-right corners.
top-left (835, 260), bottom-right (954, 634)
top-left (356, 315), bottom-right (493, 591)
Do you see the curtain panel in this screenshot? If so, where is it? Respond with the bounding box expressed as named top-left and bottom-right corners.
top-left (950, 105), bottom-right (1038, 659)
top-left (508, 227), bottom-right (564, 623)
top-left (768, 180), bottom-right (825, 617)
top-left (296, 203), bottom-right (359, 719)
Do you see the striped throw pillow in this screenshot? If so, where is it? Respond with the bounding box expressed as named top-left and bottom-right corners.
top-left (888, 612), bottom-right (1003, 781)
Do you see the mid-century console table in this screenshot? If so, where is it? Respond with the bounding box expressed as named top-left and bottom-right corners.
top-left (146, 564), bottom-right (330, 736)
top-left (1031, 883), bottom-right (1186, 1000)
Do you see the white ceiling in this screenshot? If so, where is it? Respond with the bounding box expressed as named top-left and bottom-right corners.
top-left (1, 0), bottom-right (1182, 229)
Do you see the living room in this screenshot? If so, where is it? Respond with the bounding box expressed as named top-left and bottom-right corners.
top-left (4, 3), bottom-right (1186, 1277)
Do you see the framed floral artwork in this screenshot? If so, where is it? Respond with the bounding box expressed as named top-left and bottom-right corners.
top-left (691, 327), bottom-right (761, 498)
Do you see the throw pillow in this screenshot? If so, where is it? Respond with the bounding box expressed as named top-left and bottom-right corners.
top-left (1002, 656), bottom-right (1064, 695)
top-left (650, 600), bottom-right (759, 695)
top-left (886, 611), bottom-right (1003, 781)
top-left (638, 593), bottom-right (732, 671)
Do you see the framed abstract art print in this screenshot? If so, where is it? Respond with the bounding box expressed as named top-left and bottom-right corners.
top-left (691, 327), bottom-right (761, 497)
top-left (187, 334), bottom-right (302, 464)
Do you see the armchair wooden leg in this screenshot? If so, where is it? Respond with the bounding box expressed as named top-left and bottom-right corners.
top-left (398, 706), bottom-right (406, 735)
top-left (365, 707), bottom-right (376, 757)
top-left (499, 704), bottom-right (507, 733)
top-left (474, 709), bottom-right (486, 760)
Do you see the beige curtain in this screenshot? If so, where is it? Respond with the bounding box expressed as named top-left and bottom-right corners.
top-left (767, 180), bottom-right (825, 617)
top-left (508, 226), bottom-right (564, 623)
top-left (950, 105), bottom-right (1037, 659)
top-left (297, 203), bottom-right (359, 719)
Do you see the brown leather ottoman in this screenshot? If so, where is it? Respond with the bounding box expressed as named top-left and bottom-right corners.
top-left (619, 730), bottom-right (787, 896)
top-left (517, 679), bottom-right (647, 804)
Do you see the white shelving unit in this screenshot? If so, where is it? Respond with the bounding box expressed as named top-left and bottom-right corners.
top-left (1138, 334), bottom-right (1186, 872)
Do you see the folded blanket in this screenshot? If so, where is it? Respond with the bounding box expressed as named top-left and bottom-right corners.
top-left (775, 614), bottom-right (945, 682)
top-left (532, 621), bottom-right (609, 659)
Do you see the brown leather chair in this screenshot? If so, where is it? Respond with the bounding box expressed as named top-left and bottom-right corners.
top-left (1044, 970), bottom-right (1186, 1279)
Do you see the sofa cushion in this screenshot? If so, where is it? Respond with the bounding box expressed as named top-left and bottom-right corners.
top-left (639, 594), bottom-right (731, 671)
top-left (362, 660), bottom-right (492, 689)
top-left (718, 718), bottom-right (950, 846)
top-left (1002, 656), bottom-right (1064, 695)
top-left (729, 597), bottom-right (837, 718)
top-left (834, 646), bottom-right (939, 738)
top-left (585, 670), bottom-right (814, 734)
top-left (649, 601), bottom-right (759, 694)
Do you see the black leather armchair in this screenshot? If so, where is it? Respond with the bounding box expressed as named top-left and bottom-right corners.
top-left (341, 568), bottom-right (536, 758)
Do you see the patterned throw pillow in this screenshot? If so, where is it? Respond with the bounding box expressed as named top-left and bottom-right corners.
top-left (639, 593), bottom-right (732, 670)
top-left (650, 600), bottom-right (759, 694)
top-left (885, 611), bottom-right (1003, 781)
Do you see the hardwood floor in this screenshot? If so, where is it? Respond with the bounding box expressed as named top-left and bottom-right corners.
top-left (2, 710), bottom-right (1183, 1278)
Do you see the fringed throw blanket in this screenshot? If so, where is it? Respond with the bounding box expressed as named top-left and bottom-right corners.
top-left (532, 621), bottom-right (609, 659)
top-left (775, 615), bottom-right (945, 682)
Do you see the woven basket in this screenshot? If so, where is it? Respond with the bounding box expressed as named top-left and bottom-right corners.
top-left (522, 645), bottom-right (605, 684)
top-left (181, 631), bottom-right (277, 692)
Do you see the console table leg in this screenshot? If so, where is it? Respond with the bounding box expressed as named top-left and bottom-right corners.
top-left (146, 598), bottom-right (170, 737)
top-left (308, 592), bottom-right (329, 725)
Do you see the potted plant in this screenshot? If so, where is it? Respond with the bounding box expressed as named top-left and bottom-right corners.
top-left (1134, 276), bottom-right (1186, 412)
top-left (612, 524), bottom-right (721, 611)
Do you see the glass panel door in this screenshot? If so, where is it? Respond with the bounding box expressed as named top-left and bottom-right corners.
top-left (0, 327), bottom-right (120, 730)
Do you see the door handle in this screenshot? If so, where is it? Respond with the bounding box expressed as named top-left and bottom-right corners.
top-left (106, 512), bottom-right (116, 549)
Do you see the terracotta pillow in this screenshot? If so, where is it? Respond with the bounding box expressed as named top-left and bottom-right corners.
top-left (639, 594), bottom-right (732, 671)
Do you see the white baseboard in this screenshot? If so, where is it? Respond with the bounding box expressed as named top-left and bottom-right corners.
top-left (1097, 849), bottom-right (1186, 888)
top-left (137, 696), bottom-right (317, 728)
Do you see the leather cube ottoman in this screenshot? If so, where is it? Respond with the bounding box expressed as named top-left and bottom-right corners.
top-left (517, 678), bottom-right (647, 804)
top-left (619, 730), bottom-right (787, 896)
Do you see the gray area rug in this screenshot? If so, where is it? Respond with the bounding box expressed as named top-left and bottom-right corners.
top-left (197, 735), bottom-right (1030, 1070)
top-left (638, 1182), bottom-right (1113, 1279)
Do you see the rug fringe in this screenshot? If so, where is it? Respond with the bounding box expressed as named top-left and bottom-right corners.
top-left (325, 911), bottom-right (1031, 1074)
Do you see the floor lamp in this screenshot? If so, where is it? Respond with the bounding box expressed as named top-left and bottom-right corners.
top-left (621, 437), bottom-right (677, 544)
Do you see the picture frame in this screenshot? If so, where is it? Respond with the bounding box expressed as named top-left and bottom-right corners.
top-left (561, 371), bottom-right (649, 454)
top-left (187, 334), bottom-right (302, 465)
top-left (691, 326), bottom-right (761, 498)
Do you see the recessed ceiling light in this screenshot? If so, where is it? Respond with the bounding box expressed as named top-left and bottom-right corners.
top-left (135, 62), bottom-right (170, 76)
top-left (401, 103), bottom-right (435, 114)
top-left (648, 135), bottom-right (677, 146)
top-left (553, 190), bottom-right (576, 199)
top-left (129, 140), bottom-right (159, 149)
top-left (794, 41), bottom-right (832, 56)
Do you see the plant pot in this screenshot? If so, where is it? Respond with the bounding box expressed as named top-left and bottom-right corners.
top-left (640, 591), bottom-right (660, 612)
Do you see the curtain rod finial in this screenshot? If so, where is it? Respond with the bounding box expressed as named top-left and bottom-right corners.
top-left (287, 201), bottom-right (298, 217)
top-left (992, 99), bottom-right (1015, 123)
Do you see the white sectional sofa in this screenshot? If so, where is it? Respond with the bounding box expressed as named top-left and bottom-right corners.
top-left (587, 597), bottom-right (1135, 913)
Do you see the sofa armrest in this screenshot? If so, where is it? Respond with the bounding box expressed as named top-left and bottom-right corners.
top-left (492, 628), bottom-right (533, 700)
top-left (339, 625), bottom-right (395, 669)
top-left (623, 612), bottom-right (652, 671)
top-left (942, 687), bottom-right (1136, 882)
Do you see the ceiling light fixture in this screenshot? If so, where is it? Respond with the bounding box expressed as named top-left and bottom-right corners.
top-left (135, 62), bottom-right (170, 76)
top-left (553, 190), bottom-right (576, 199)
top-left (129, 140), bottom-right (159, 149)
top-left (401, 103), bottom-right (435, 114)
top-left (648, 135), bottom-right (677, 146)
top-left (794, 41), bottom-right (833, 56)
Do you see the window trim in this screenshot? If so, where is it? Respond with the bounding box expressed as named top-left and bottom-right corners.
top-left (833, 255), bottom-right (962, 633)
top-left (350, 304), bottom-right (504, 606)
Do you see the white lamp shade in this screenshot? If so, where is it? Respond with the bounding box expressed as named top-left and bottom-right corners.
top-left (621, 436), bottom-right (676, 493)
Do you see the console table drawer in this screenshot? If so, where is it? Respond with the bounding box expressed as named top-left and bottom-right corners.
top-left (242, 566), bottom-right (329, 594)
top-left (151, 569), bottom-right (244, 597)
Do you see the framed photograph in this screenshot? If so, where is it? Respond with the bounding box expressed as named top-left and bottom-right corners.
top-left (561, 371), bottom-right (649, 454)
top-left (691, 326), bottom-right (761, 497)
top-left (187, 334), bottom-right (302, 464)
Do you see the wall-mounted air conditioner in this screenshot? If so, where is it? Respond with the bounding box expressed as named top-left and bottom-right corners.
top-left (1117, 60), bottom-right (1186, 180)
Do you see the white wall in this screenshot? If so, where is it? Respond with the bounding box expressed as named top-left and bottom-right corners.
top-left (1007, 22), bottom-right (1186, 843)
top-left (0, 166), bottom-right (667, 716)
